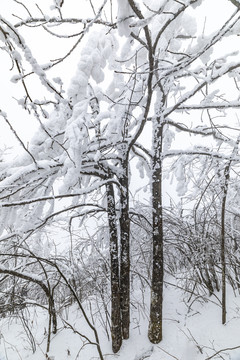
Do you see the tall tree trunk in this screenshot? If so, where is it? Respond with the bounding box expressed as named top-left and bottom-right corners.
top-left (148, 119), bottom-right (164, 344)
top-left (106, 183), bottom-right (122, 353)
top-left (221, 163), bottom-right (230, 325)
top-left (119, 157), bottom-right (130, 339)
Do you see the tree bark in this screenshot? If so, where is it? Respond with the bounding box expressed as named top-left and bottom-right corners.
top-left (148, 119), bottom-right (164, 344)
top-left (221, 163), bottom-right (230, 324)
top-left (119, 156), bottom-right (130, 339)
top-left (106, 183), bottom-right (122, 353)
top-left (227, 0), bottom-right (240, 8)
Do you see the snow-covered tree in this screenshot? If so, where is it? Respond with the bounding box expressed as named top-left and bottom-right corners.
top-left (1, 0), bottom-right (240, 355)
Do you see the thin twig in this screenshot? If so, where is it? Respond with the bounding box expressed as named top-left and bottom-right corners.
top-left (157, 346), bottom-right (180, 360)
top-left (205, 344), bottom-right (240, 360)
top-left (0, 110), bottom-right (37, 166)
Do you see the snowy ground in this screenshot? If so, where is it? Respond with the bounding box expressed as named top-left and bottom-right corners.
top-left (0, 280), bottom-right (240, 360)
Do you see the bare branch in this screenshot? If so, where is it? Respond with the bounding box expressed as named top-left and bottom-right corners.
top-left (205, 344), bottom-right (240, 360)
top-left (0, 109), bottom-right (37, 166)
top-left (0, 179), bottom-right (121, 207)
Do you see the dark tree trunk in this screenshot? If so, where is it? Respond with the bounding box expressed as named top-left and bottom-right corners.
top-left (50, 295), bottom-right (57, 334)
top-left (119, 157), bottom-right (130, 339)
top-left (148, 120), bottom-right (164, 344)
top-left (221, 163), bottom-right (230, 324)
top-left (106, 183), bottom-right (122, 353)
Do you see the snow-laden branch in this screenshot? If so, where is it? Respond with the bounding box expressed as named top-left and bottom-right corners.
top-left (164, 120), bottom-right (237, 146)
top-left (29, 204), bottom-right (106, 233)
top-left (15, 17), bottom-right (115, 29)
top-left (176, 101), bottom-right (240, 110)
top-left (0, 264), bottom-right (49, 293)
top-left (0, 160), bottom-right (60, 191)
top-left (152, 0), bottom-right (194, 53)
top-left (0, 15), bottom-right (65, 101)
top-left (164, 62), bottom-right (240, 116)
top-left (163, 149), bottom-right (240, 162)
top-left (160, 8), bottom-right (240, 86)
top-left (0, 178), bottom-right (120, 208)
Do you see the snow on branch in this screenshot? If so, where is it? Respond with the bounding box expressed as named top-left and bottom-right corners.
top-left (117, 0), bottom-right (134, 36)
top-left (0, 15), bottom-right (65, 102)
top-left (164, 62), bottom-right (240, 116)
top-left (15, 17), bottom-right (115, 29)
top-left (176, 101), bottom-right (240, 110)
top-left (0, 265), bottom-right (47, 290)
top-left (0, 179), bottom-right (121, 208)
top-left (163, 149), bottom-right (240, 162)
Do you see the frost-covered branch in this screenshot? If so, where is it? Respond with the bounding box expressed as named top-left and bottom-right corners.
top-left (0, 179), bottom-right (120, 208)
top-left (164, 120), bottom-right (237, 146)
top-left (0, 265), bottom-right (50, 295)
top-left (29, 204), bottom-right (106, 233)
top-left (163, 149), bottom-right (240, 161)
top-left (15, 17), bottom-right (115, 29)
top-left (164, 62), bottom-right (240, 116)
top-left (0, 109), bottom-right (37, 165)
top-left (176, 101), bottom-right (240, 110)
top-left (0, 15), bottom-right (65, 104)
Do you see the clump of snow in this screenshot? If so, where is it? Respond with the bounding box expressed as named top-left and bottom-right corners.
top-left (175, 157), bottom-right (188, 197)
top-left (181, 13), bottom-right (197, 36)
top-left (10, 74), bottom-right (22, 83)
top-left (163, 126), bottom-right (175, 152)
top-left (199, 45), bottom-right (214, 64)
top-left (117, 0), bottom-right (133, 37)
top-left (59, 30), bottom-right (118, 190)
top-left (68, 30), bottom-right (116, 105)
top-left (191, 0), bottom-right (204, 9)
top-left (11, 50), bottom-right (22, 62)
top-left (0, 29), bottom-right (6, 42)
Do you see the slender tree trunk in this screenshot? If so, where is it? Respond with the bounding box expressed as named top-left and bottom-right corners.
top-left (148, 119), bottom-right (164, 343)
top-left (221, 195), bottom-right (226, 325)
top-left (119, 157), bottom-right (130, 339)
top-left (50, 295), bottom-right (57, 334)
top-left (106, 183), bottom-right (122, 353)
top-left (221, 163), bottom-right (230, 324)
